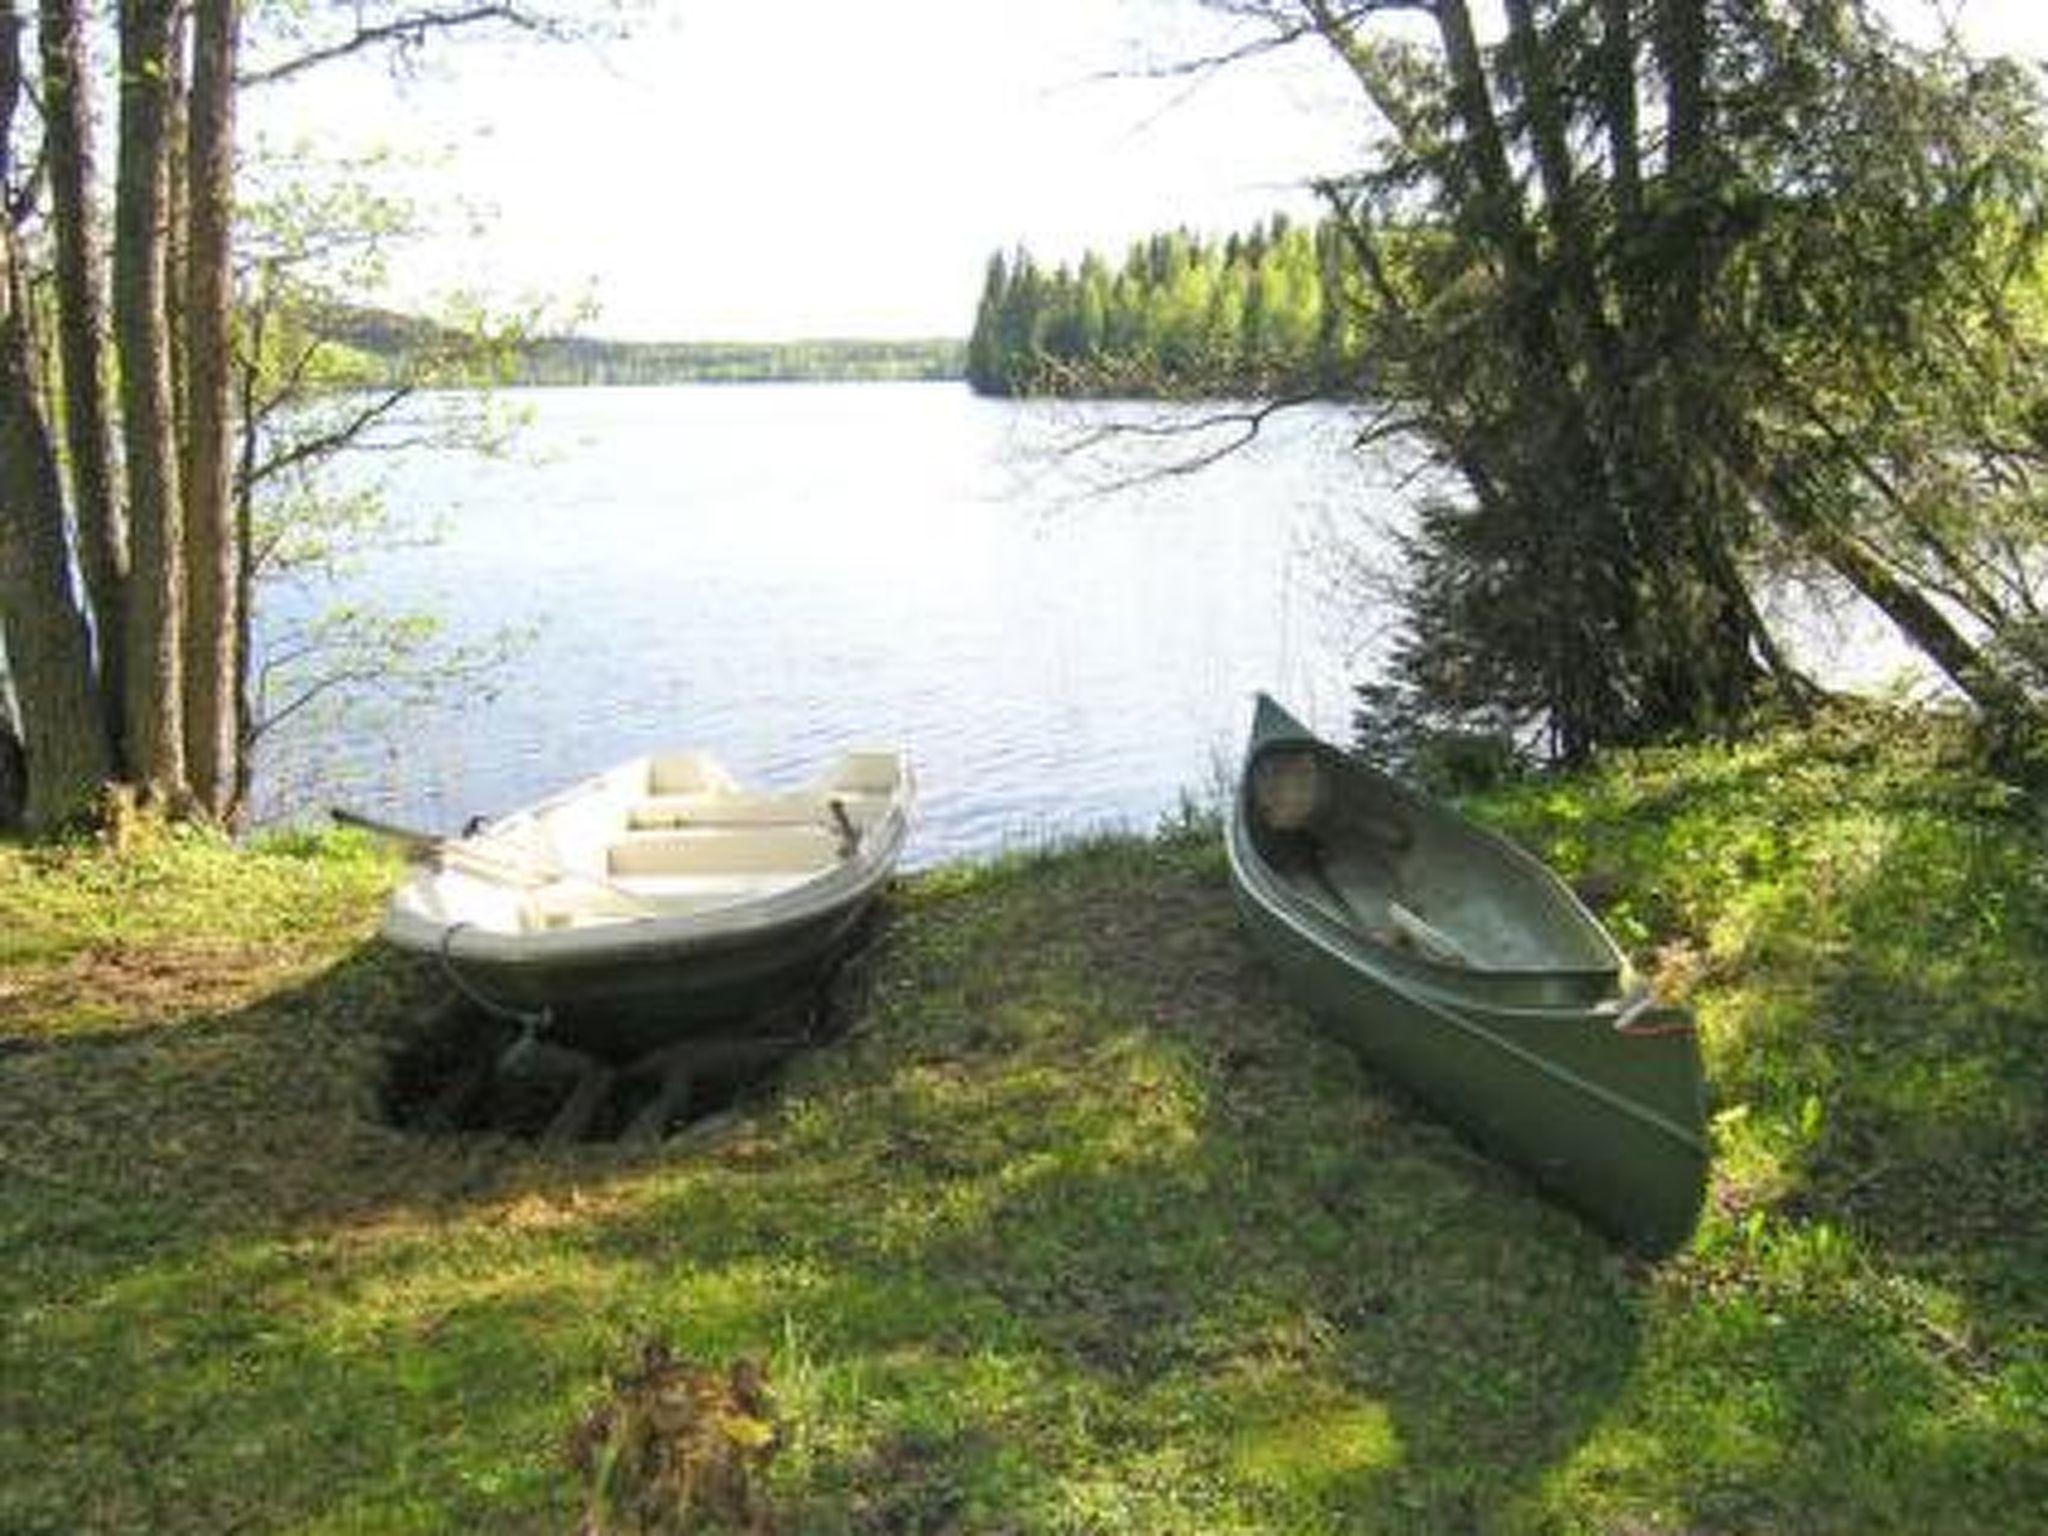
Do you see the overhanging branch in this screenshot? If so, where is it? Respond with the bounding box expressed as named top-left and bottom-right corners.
top-left (1056, 394), bottom-right (1322, 496)
top-left (240, 4), bottom-right (569, 88)
top-left (245, 385), bottom-right (416, 491)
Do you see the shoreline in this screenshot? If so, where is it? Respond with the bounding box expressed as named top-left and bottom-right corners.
top-left (3, 719), bottom-right (2041, 1530)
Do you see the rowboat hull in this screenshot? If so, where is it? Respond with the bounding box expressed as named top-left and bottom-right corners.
top-left (410, 886), bottom-right (881, 1060)
top-left (1228, 696), bottom-right (1707, 1253)
top-left (380, 747), bottom-right (912, 1061)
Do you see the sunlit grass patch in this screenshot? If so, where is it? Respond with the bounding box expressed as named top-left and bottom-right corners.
top-left (3, 723), bottom-right (2043, 1531)
top-left (1481, 705), bottom-right (2048, 1533)
top-left (0, 822), bottom-right (394, 1040)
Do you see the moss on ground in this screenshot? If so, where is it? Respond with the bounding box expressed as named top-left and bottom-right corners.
top-left (0, 718), bottom-right (2041, 1532)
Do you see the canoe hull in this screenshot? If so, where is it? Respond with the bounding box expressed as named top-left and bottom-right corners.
top-left (1228, 863), bottom-right (1706, 1253)
top-left (1228, 697), bottom-right (1707, 1254)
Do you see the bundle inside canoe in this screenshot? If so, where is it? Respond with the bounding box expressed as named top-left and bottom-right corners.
top-left (371, 745), bottom-right (913, 1060)
top-left (1226, 694), bottom-right (1707, 1254)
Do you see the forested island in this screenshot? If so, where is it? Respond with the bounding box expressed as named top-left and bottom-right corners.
top-left (966, 216), bottom-right (1360, 398)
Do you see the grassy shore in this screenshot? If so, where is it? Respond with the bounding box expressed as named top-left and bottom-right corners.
top-left (1, 716), bottom-right (2042, 1532)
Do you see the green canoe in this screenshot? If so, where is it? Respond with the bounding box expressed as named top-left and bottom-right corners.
top-left (1226, 694), bottom-right (1708, 1254)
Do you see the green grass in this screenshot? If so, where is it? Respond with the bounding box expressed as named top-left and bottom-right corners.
top-left (0, 717), bottom-right (2041, 1532)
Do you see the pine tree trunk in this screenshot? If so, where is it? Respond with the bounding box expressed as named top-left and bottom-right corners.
top-left (114, 0), bottom-right (188, 803)
top-left (1779, 494), bottom-right (2033, 734)
top-left (0, 7), bottom-right (113, 828)
top-left (1, 274), bottom-right (113, 827)
top-left (182, 0), bottom-right (241, 820)
top-left (0, 707), bottom-right (25, 832)
top-left (37, 0), bottom-right (128, 770)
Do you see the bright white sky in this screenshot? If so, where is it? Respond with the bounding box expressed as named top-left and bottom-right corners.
top-left (245, 0), bottom-right (2048, 343)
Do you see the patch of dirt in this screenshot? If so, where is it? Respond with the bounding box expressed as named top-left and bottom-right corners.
top-left (0, 938), bottom-right (324, 1040)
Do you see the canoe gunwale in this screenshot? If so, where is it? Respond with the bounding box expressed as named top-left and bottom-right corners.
top-left (1226, 809), bottom-right (1708, 1158)
top-left (1244, 702), bottom-right (1625, 990)
top-left (1229, 696), bottom-right (1710, 1252)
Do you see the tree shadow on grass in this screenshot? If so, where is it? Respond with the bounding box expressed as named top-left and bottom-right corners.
top-left (1525, 773), bottom-right (2048, 1531)
top-left (2, 945), bottom-right (486, 1246)
top-left (15, 809), bottom-right (2042, 1533)
top-left (0, 840), bottom-right (1659, 1532)
top-left (1, 832), bottom-right (1642, 1532)
top-left (0, 941), bottom-right (663, 1532)
top-left (565, 839), bottom-right (1652, 1532)
top-left (1708, 797), bottom-right (2048, 1321)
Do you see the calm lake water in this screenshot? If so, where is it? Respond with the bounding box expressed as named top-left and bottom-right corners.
top-left (253, 383), bottom-right (1399, 866)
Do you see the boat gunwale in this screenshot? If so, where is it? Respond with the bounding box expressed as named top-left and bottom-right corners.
top-left (1237, 710), bottom-right (1623, 990)
top-left (381, 751), bottom-right (914, 966)
top-left (1225, 807), bottom-right (1709, 1157)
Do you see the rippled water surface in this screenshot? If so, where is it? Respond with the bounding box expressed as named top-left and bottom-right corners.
top-left (255, 383), bottom-right (1399, 866)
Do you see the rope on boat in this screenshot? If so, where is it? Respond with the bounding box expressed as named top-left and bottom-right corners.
top-left (437, 922), bottom-right (553, 1067)
top-left (1612, 987), bottom-right (1696, 1037)
top-left (827, 797), bottom-right (859, 858)
top-left (1614, 1011), bottom-right (1696, 1038)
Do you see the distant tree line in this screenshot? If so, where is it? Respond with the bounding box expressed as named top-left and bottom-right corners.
top-left (966, 216), bottom-right (1363, 398)
top-left (514, 336), bottom-right (964, 387)
top-left (316, 313), bottom-right (964, 387)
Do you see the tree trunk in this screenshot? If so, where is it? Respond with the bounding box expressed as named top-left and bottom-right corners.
top-left (0, 279), bottom-right (113, 829)
top-left (1434, 0), bottom-right (1635, 757)
top-left (1596, 0), bottom-right (1642, 228)
top-left (0, 704), bottom-right (25, 833)
top-left (1652, 0), bottom-right (1711, 351)
top-left (1432, 0), bottom-right (1541, 279)
top-left (115, 0), bottom-right (188, 804)
top-left (230, 285), bottom-right (270, 823)
top-left (37, 0), bottom-right (129, 770)
top-left (182, 0), bottom-right (241, 819)
top-left (0, 0), bottom-right (112, 830)
top-left (1777, 486), bottom-right (2034, 732)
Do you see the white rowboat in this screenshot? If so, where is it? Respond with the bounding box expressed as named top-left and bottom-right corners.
top-left (376, 746), bottom-right (913, 1057)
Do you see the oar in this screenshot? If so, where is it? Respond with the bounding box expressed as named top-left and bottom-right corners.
top-left (1385, 899), bottom-right (1474, 967)
top-left (331, 807), bottom-right (446, 858)
top-left (331, 807), bottom-right (658, 917)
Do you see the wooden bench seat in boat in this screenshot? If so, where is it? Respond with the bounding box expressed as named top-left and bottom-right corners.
top-left (607, 825), bottom-right (841, 876)
top-left (586, 873), bottom-right (817, 911)
top-left (599, 825), bottom-right (847, 913)
top-left (625, 790), bottom-right (888, 831)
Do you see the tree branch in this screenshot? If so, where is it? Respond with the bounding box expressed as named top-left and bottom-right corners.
top-left (240, 4), bottom-right (568, 88)
top-left (1054, 394), bottom-right (1322, 496)
top-left (245, 384), bottom-right (416, 491)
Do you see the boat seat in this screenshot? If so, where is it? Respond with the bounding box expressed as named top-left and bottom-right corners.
top-left (522, 871), bottom-right (814, 928)
top-left (826, 751), bottom-right (904, 796)
top-left (608, 871), bottom-right (818, 904)
top-left (626, 790), bottom-right (884, 832)
top-left (1251, 749), bottom-right (1326, 832)
top-left (647, 752), bottom-right (740, 796)
top-left (607, 825), bottom-right (841, 878)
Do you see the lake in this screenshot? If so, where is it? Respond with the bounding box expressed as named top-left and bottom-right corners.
top-left (251, 383), bottom-right (1398, 866)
